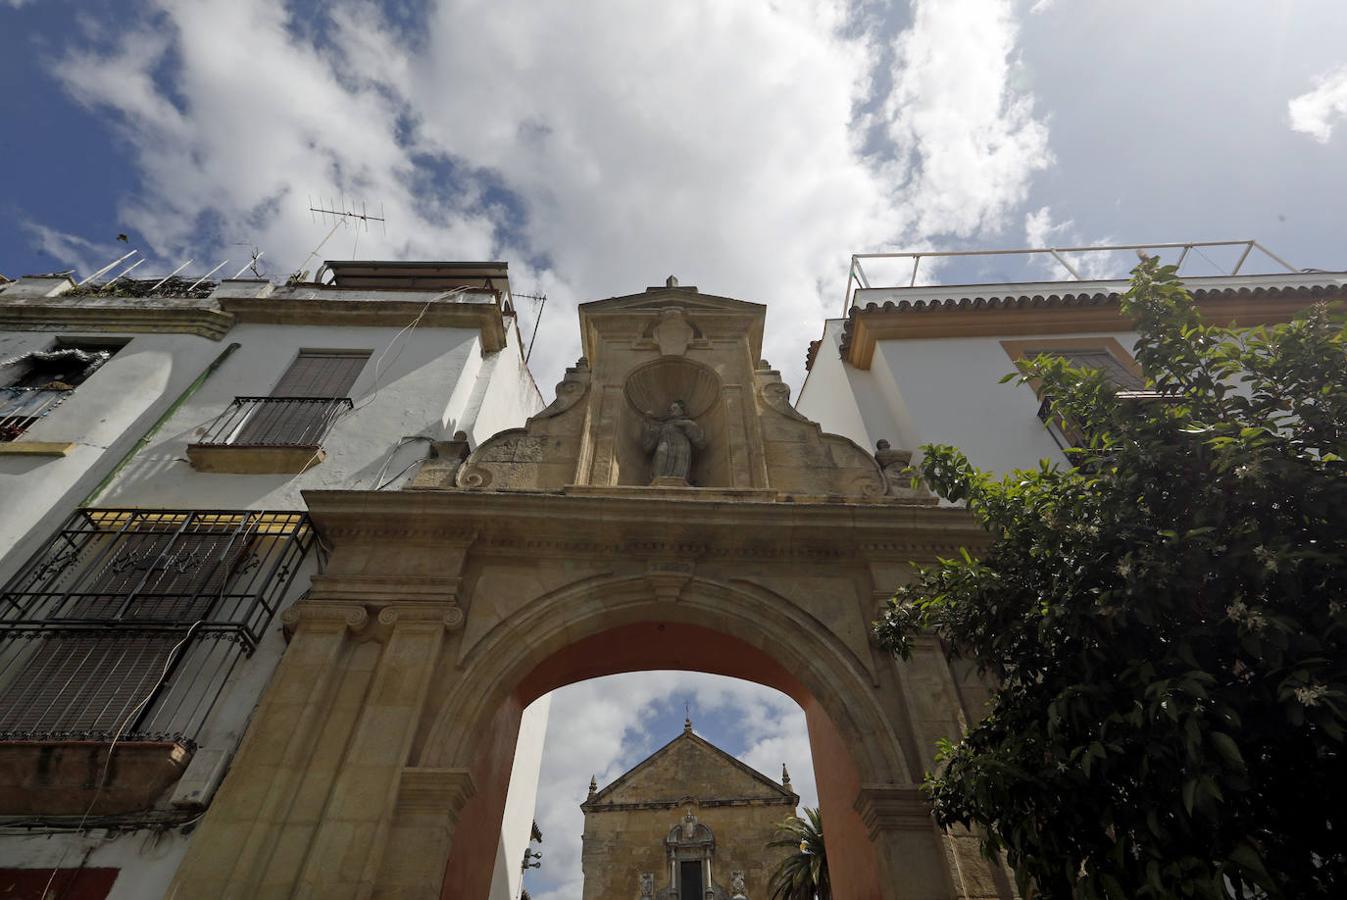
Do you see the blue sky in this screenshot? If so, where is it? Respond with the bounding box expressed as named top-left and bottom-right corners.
top-left (4, 0), bottom-right (1347, 895)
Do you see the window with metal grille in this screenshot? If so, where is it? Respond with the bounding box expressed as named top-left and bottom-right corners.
top-left (0, 510), bottom-right (315, 745)
top-left (205, 350), bottom-right (368, 448)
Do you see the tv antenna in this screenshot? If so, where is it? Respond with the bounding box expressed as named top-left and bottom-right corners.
top-left (295, 195), bottom-right (389, 280)
top-left (309, 195), bottom-right (387, 233)
top-left (516, 290), bottom-right (548, 363)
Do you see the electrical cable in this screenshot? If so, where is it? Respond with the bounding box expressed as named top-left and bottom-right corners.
top-left (36, 620), bottom-right (206, 898)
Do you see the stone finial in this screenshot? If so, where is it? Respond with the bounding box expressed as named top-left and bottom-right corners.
top-left (781, 763), bottom-right (791, 788)
top-left (588, 775), bottom-right (597, 799)
top-left (666, 275), bottom-right (679, 288)
top-left (684, 714), bottom-right (693, 733)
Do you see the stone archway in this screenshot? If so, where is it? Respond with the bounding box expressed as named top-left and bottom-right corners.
top-left (429, 576), bottom-right (914, 899)
top-left (165, 282), bottom-right (1013, 900)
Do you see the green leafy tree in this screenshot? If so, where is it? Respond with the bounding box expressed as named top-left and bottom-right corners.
top-left (874, 259), bottom-right (1347, 899)
top-left (767, 807), bottom-right (831, 900)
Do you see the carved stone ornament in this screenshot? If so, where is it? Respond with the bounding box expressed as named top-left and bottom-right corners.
top-left (874, 440), bottom-right (935, 501)
top-left (730, 870), bottom-right (747, 900)
top-left (652, 307), bottom-right (696, 356)
top-left (640, 872), bottom-right (656, 900)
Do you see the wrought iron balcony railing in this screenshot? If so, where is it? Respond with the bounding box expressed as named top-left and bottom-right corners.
top-left (197, 396), bottom-right (352, 448)
top-left (0, 387), bottom-right (70, 441)
top-left (0, 509), bottom-right (316, 745)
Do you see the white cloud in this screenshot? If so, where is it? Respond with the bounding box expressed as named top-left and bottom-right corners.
top-left (1028, 0), bottom-right (1056, 13)
top-left (1289, 64), bottom-right (1347, 143)
top-left (19, 223), bottom-right (123, 278)
top-left (45, 0), bottom-right (1049, 393)
top-left (886, 0), bottom-right (1052, 240)
top-left (1023, 205), bottom-right (1120, 280)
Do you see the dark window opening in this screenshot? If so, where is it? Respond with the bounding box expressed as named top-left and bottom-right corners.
top-left (0, 339), bottom-right (125, 441)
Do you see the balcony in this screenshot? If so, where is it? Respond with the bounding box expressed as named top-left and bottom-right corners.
top-left (0, 509), bottom-right (315, 814)
top-left (187, 395), bottom-right (352, 473)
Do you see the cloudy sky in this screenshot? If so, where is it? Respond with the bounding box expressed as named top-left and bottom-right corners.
top-left (3, 0), bottom-right (1346, 894)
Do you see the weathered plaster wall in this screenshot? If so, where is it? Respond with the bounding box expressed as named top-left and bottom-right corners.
top-left (0, 309), bottom-right (547, 900)
top-left (0, 330), bottom-right (220, 581)
top-left (98, 323), bottom-right (488, 508)
top-left (490, 694), bottom-right (551, 900)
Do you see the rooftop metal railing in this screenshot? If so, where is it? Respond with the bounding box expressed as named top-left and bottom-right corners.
top-left (196, 396), bottom-right (352, 448)
top-left (844, 240), bottom-right (1302, 314)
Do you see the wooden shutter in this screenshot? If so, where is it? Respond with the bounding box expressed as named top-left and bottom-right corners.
top-left (1028, 348), bottom-right (1143, 390)
top-left (270, 351), bottom-right (368, 398)
top-left (235, 351), bottom-right (368, 445)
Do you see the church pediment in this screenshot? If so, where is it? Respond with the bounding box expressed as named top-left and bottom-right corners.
top-left (586, 729), bottom-right (795, 811)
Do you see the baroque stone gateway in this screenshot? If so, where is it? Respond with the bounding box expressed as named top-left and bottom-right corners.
top-left (164, 279), bottom-right (1014, 899)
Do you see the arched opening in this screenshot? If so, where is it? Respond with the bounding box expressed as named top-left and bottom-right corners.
top-left (439, 620), bottom-right (887, 899)
top-left (510, 670), bottom-right (818, 898)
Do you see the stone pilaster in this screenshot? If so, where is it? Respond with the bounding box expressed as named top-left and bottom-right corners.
top-left (293, 603), bottom-right (455, 898)
top-left (167, 601), bottom-right (368, 899)
top-left (854, 785), bottom-right (958, 900)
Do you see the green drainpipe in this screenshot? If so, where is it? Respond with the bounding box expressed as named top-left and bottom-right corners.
top-left (81, 341), bottom-right (242, 506)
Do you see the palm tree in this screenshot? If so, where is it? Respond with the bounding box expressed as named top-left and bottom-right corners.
top-left (767, 807), bottom-right (831, 900)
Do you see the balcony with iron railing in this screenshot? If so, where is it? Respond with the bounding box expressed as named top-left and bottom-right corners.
top-left (186, 395), bottom-right (353, 474)
top-left (0, 508), bottom-right (316, 815)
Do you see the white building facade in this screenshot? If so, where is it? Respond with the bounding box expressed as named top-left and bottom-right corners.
top-left (0, 261), bottom-right (547, 900)
top-left (799, 250), bottom-right (1347, 476)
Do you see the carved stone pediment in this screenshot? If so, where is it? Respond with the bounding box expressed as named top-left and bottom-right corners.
top-left (436, 282), bottom-right (928, 503)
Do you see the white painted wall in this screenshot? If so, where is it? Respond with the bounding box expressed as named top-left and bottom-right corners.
top-left (798, 319), bottom-right (1143, 475)
top-left (0, 330), bottom-right (222, 581)
top-left (491, 695), bottom-right (553, 900)
top-left (0, 298), bottom-right (549, 899)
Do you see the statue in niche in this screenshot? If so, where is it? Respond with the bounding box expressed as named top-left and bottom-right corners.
top-left (641, 400), bottom-right (706, 485)
top-left (639, 872), bottom-right (655, 899)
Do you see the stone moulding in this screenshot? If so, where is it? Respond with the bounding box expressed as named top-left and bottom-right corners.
top-left (395, 767), bottom-right (475, 815)
top-left (219, 294), bottom-right (508, 352)
top-left (853, 784), bottom-right (937, 837)
top-left (0, 441), bottom-right (76, 457)
top-left (0, 301), bottom-right (234, 341)
top-left (186, 444), bottom-right (326, 474)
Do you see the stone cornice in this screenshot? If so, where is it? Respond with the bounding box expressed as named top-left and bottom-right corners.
top-left (853, 784), bottom-right (935, 837)
top-left (301, 488), bottom-right (987, 562)
top-left (583, 795), bottom-right (798, 814)
top-left (396, 767), bottom-right (475, 815)
top-left (0, 298), bottom-right (234, 340)
top-left (219, 294), bottom-right (508, 351)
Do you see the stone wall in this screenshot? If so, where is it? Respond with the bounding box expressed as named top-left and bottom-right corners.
top-left (581, 728), bottom-right (796, 900)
